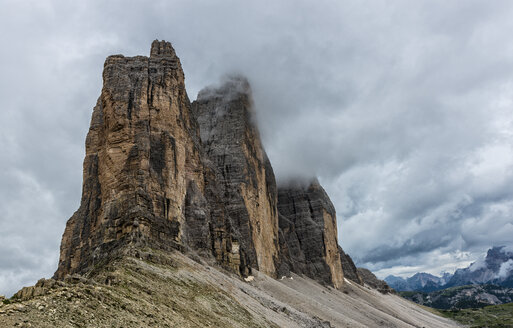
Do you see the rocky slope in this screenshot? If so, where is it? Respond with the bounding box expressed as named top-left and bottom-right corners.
top-left (1, 248), bottom-right (460, 327)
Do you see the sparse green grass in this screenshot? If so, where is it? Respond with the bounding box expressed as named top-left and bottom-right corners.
top-left (439, 302), bottom-right (513, 328)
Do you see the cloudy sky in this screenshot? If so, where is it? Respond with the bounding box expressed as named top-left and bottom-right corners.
top-left (2, 0), bottom-right (513, 296)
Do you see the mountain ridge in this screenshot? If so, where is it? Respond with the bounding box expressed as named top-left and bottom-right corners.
top-left (385, 246), bottom-right (513, 293)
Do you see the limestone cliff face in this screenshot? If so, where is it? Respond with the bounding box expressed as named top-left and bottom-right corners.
top-left (192, 77), bottom-right (280, 277)
top-left (55, 40), bottom-right (351, 290)
top-left (277, 180), bottom-right (344, 288)
top-left (55, 41), bottom-right (279, 279)
top-left (55, 40), bottom-right (208, 278)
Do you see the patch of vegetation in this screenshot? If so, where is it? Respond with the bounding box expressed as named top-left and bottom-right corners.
top-left (2, 299), bottom-right (11, 305)
top-left (439, 302), bottom-right (513, 328)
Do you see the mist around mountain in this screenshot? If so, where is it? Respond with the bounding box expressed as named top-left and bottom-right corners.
top-left (384, 246), bottom-right (513, 311)
top-left (385, 246), bottom-right (513, 293)
top-left (447, 246), bottom-right (513, 288)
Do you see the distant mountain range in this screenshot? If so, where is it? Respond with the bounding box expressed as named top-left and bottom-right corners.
top-left (385, 246), bottom-right (513, 309)
top-left (385, 272), bottom-right (453, 292)
top-left (399, 284), bottom-right (513, 309)
top-left (385, 246), bottom-right (513, 292)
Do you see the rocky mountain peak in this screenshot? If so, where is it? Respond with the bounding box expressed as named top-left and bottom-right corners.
top-left (150, 39), bottom-right (177, 58)
top-left (52, 40), bottom-right (363, 291)
top-left (192, 76), bottom-right (279, 277)
top-left (54, 39), bottom-right (202, 279)
top-left (485, 246), bottom-right (512, 271)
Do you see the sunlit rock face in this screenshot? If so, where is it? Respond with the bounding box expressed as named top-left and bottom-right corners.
top-left (55, 40), bottom-right (209, 278)
top-left (55, 42), bottom-right (281, 279)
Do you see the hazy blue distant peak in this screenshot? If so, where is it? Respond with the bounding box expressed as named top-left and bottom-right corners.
top-left (388, 246), bottom-right (513, 291)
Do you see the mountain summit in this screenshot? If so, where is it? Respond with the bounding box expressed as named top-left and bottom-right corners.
top-left (446, 246), bottom-right (513, 288)
top-left (54, 40), bottom-right (348, 286)
top-left (0, 41), bottom-right (459, 328)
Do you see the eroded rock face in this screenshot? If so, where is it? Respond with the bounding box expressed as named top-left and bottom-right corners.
top-left (55, 42), bottom-right (282, 279)
top-left (277, 179), bottom-right (344, 288)
top-left (55, 40), bottom-right (208, 279)
top-left (54, 40), bottom-right (353, 290)
top-left (192, 77), bottom-right (280, 277)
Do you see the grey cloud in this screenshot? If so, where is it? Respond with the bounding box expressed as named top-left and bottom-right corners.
top-left (497, 260), bottom-right (513, 279)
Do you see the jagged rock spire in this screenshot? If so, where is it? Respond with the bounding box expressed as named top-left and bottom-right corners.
top-left (54, 41), bottom-right (347, 290)
top-left (54, 40), bottom-right (204, 278)
top-left (150, 39), bottom-right (176, 58)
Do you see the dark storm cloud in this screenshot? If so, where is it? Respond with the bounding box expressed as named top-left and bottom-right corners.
top-left (2, 0), bottom-right (513, 295)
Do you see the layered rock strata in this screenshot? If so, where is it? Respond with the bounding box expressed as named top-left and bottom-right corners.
top-left (277, 179), bottom-right (345, 288)
top-left (55, 41), bottom-right (280, 280)
top-left (55, 40), bottom-right (350, 290)
top-left (55, 40), bottom-right (207, 278)
top-left (192, 77), bottom-right (280, 276)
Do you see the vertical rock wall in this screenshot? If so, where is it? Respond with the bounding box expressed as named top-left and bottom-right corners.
top-left (55, 40), bottom-right (354, 289)
top-left (277, 180), bottom-right (345, 288)
top-left (192, 77), bottom-right (280, 277)
top-left (55, 41), bottom-right (207, 278)
top-left (55, 42), bottom-right (281, 279)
